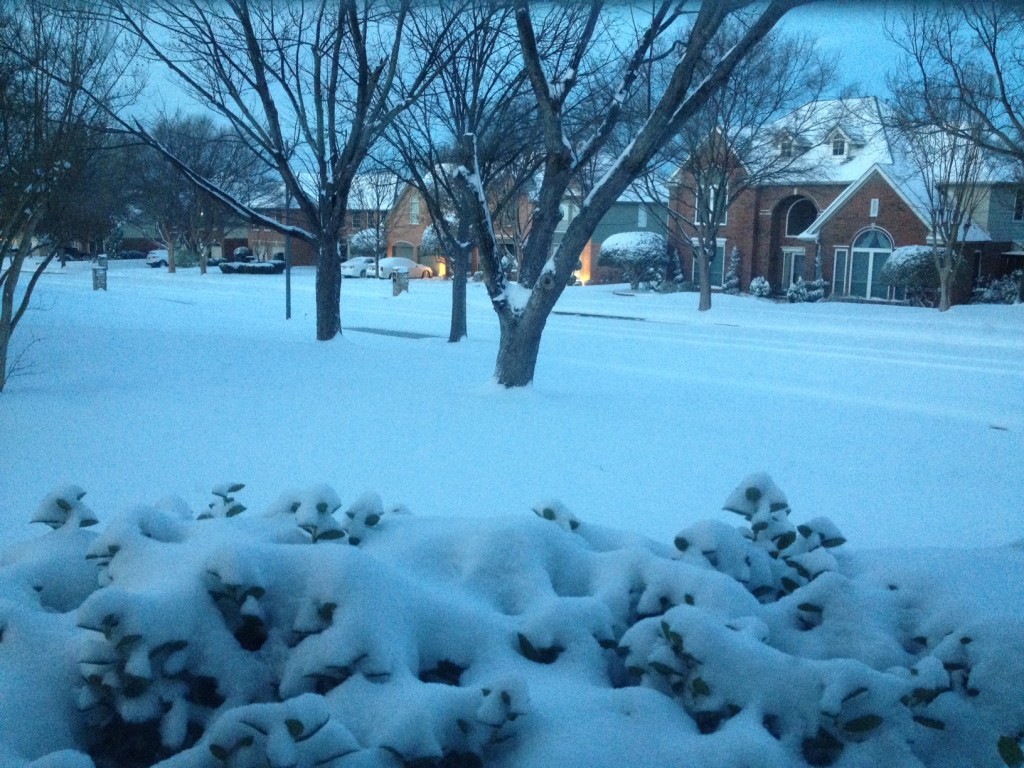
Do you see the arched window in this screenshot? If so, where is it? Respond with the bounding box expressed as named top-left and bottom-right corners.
top-left (786, 198), bottom-right (817, 237)
top-left (849, 229), bottom-right (894, 299)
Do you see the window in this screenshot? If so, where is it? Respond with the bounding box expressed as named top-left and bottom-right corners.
top-left (696, 184), bottom-right (727, 226)
top-left (780, 139), bottom-right (793, 158)
top-left (1014, 188), bottom-right (1024, 221)
top-left (870, 198), bottom-right (879, 218)
top-left (833, 248), bottom-right (849, 295)
top-left (638, 206), bottom-right (648, 228)
top-left (786, 198), bottom-right (817, 237)
top-left (409, 198), bottom-right (420, 225)
top-left (849, 229), bottom-right (894, 299)
top-left (782, 247), bottom-right (806, 287)
top-left (832, 136), bottom-right (846, 156)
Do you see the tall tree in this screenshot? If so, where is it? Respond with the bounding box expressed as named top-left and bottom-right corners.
top-left (0, 0), bottom-right (134, 392)
top-left (888, 9), bottom-right (992, 312)
top-left (129, 113), bottom-right (277, 274)
top-left (455, 0), bottom-right (812, 387)
top-left (888, 2), bottom-right (1024, 168)
top-left (649, 21), bottom-right (836, 310)
top-left (385, 0), bottom-right (541, 343)
top-left (104, 0), bottom-right (459, 339)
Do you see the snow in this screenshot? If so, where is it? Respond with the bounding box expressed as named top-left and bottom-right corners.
top-left (1, 259), bottom-right (1023, 767)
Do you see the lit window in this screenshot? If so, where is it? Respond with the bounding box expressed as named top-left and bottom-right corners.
top-left (832, 137), bottom-right (846, 156)
top-left (409, 198), bottom-right (420, 225)
top-left (870, 198), bottom-right (879, 218)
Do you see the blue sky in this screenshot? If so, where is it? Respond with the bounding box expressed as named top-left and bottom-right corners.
top-left (780, 0), bottom-right (910, 97)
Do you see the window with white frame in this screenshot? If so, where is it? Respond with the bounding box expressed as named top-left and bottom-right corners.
top-left (781, 247), bottom-right (806, 288)
top-left (696, 184), bottom-right (727, 226)
top-left (637, 206), bottom-right (648, 228)
top-left (870, 198), bottom-right (879, 218)
top-left (409, 198), bottom-right (420, 225)
top-left (833, 247), bottom-right (849, 295)
top-left (832, 136), bottom-right (846, 156)
top-left (786, 198), bottom-right (817, 237)
top-left (780, 139), bottom-right (793, 158)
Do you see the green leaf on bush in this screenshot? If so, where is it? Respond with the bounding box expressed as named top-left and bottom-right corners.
top-left (769, 501), bottom-right (789, 513)
top-left (821, 536), bottom-right (846, 548)
top-left (56, 498), bottom-right (72, 511)
top-left (780, 577), bottom-right (801, 594)
top-left (316, 529), bottom-right (346, 541)
top-left (542, 508), bottom-right (556, 520)
top-left (226, 503), bottom-right (246, 517)
top-left (286, 718), bottom-right (304, 739)
top-left (843, 714), bottom-right (883, 733)
top-left (365, 514), bottom-right (381, 527)
top-left (913, 715), bottom-right (946, 730)
top-left (798, 524), bottom-right (812, 538)
top-left (674, 536), bottom-right (689, 552)
top-left (774, 531), bottom-right (796, 550)
top-left (999, 736), bottom-right (1024, 768)
top-left (798, 603), bottom-right (823, 614)
top-left (209, 744), bottom-right (229, 762)
top-left (745, 487), bottom-right (762, 503)
top-left (841, 686), bottom-right (868, 703)
top-left (227, 483), bottom-right (245, 493)
top-left (318, 603), bottom-right (337, 623)
top-left (316, 502), bottom-right (329, 515)
top-left (691, 677), bottom-right (711, 697)
top-left (649, 661), bottom-right (678, 677)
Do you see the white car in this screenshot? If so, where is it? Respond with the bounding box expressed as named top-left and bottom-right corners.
top-left (376, 256), bottom-right (433, 279)
top-left (341, 256), bottom-right (377, 278)
top-left (146, 249), bottom-right (170, 268)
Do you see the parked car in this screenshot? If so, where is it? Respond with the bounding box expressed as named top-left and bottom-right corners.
top-left (341, 256), bottom-right (377, 278)
top-left (146, 249), bottom-right (170, 268)
top-left (117, 250), bottom-right (145, 260)
top-left (376, 256), bottom-right (432, 279)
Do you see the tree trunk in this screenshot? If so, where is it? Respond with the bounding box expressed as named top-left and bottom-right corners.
top-left (0, 299), bottom-right (11, 393)
top-left (167, 240), bottom-right (177, 274)
top-left (698, 242), bottom-right (713, 311)
top-left (316, 235), bottom-right (344, 340)
top-left (494, 310), bottom-right (546, 387)
top-left (448, 242), bottom-right (470, 343)
top-left (938, 265), bottom-right (951, 312)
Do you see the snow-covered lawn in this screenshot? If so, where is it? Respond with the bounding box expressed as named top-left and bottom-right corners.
top-left (1, 260), bottom-right (1022, 767)
top-left (2, 260), bottom-right (1021, 549)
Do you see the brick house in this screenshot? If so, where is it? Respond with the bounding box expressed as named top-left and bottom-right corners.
top-left (668, 97), bottom-right (1021, 303)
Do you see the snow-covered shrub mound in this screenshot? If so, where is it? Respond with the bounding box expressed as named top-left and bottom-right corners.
top-left (348, 228), bottom-right (387, 258)
top-left (597, 231), bottom-right (669, 290)
top-left (0, 478), bottom-right (1022, 768)
top-left (882, 245), bottom-right (939, 305)
top-left (750, 275), bottom-right (771, 297)
top-left (973, 270), bottom-right (1023, 305)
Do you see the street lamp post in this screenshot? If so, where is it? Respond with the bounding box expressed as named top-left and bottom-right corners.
top-left (284, 188), bottom-right (292, 320)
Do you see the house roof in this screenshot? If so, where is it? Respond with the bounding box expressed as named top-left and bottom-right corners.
top-left (772, 97), bottom-right (894, 185)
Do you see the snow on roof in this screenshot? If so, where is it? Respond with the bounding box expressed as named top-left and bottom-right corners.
top-left (772, 97), bottom-right (894, 186)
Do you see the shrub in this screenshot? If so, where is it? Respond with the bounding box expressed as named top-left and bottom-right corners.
top-left (749, 275), bottom-right (771, 297)
top-left (882, 245), bottom-right (939, 306)
top-left (786, 277), bottom-right (809, 303)
top-left (597, 231), bottom-right (669, 290)
top-left (973, 270), bottom-right (1023, 304)
top-left (722, 247), bottom-right (741, 295)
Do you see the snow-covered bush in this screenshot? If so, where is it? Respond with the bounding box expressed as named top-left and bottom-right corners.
top-left (2, 478), bottom-right (1023, 768)
top-left (722, 247), bottom-right (741, 295)
top-left (786, 276), bottom-right (809, 303)
top-left (882, 245), bottom-right (940, 306)
top-left (749, 275), bottom-right (771, 297)
top-left (420, 215), bottom-right (457, 259)
top-left (596, 231), bottom-right (669, 290)
top-left (973, 270), bottom-right (1023, 304)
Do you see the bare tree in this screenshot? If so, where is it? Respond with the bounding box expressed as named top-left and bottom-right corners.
top-left (650, 21), bottom-right (836, 310)
top-left (888, 11), bottom-right (992, 312)
top-left (887, 2), bottom-right (1024, 169)
top-left (129, 113), bottom-right (276, 274)
top-left (454, 0), bottom-right (813, 387)
top-left (385, 0), bottom-right (541, 343)
top-left (103, 0), bottom-right (459, 340)
top-left (0, 0), bottom-right (134, 393)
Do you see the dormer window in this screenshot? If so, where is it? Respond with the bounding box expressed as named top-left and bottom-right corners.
top-left (832, 136), bottom-right (846, 156)
top-left (780, 139), bottom-right (793, 158)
